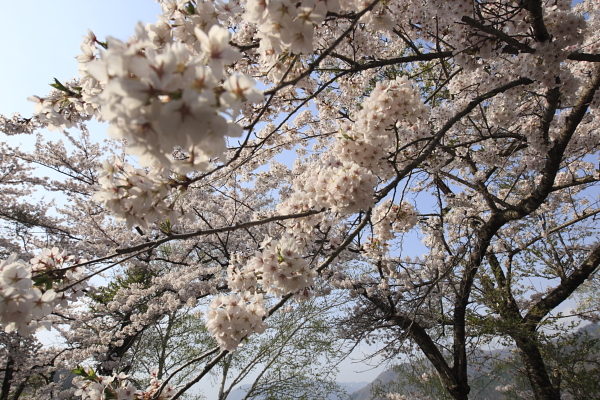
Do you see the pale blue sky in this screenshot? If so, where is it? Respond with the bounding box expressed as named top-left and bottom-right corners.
top-left (0, 0), bottom-right (161, 117)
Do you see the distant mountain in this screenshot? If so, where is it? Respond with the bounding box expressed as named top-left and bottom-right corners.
top-left (226, 381), bottom-right (369, 400)
top-left (579, 322), bottom-right (600, 338)
top-left (347, 358), bottom-right (514, 400)
top-left (339, 381), bottom-right (370, 395)
top-left (350, 323), bottom-right (600, 400)
top-left (349, 369), bottom-right (398, 400)
top-left (225, 324), bottom-right (600, 400)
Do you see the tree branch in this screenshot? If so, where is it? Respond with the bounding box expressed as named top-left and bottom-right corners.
top-left (524, 243), bottom-right (600, 326)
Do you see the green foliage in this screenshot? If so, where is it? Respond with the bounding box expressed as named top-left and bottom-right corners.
top-left (128, 307), bottom-right (215, 387)
top-left (372, 325), bottom-right (600, 400)
top-left (369, 357), bottom-right (454, 400)
top-left (219, 296), bottom-right (349, 400)
top-left (49, 78), bottom-right (81, 98)
top-left (72, 364), bottom-right (98, 380)
top-left (538, 326), bottom-right (600, 400)
top-left (89, 266), bottom-right (158, 306)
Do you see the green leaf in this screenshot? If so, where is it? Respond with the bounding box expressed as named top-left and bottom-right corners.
top-left (32, 275), bottom-right (53, 290)
top-left (72, 365), bottom-right (88, 378)
top-left (50, 78), bottom-right (69, 93)
top-left (185, 2), bottom-right (195, 14)
top-left (87, 367), bottom-right (98, 381)
top-left (159, 219), bottom-right (172, 234)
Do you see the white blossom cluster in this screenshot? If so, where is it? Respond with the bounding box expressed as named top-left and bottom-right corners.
top-left (30, 247), bottom-right (89, 305)
top-left (495, 384), bottom-right (515, 393)
top-left (206, 292), bottom-right (268, 351)
top-left (155, 0), bottom-right (241, 46)
top-left (244, 0), bottom-right (333, 66)
top-left (86, 24), bottom-right (263, 172)
top-left (73, 367), bottom-right (175, 400)
top-left (334, 76), bottom-right (431, 178)
top-left (302, 159), bottom-right (377, 214)
top-left (0, 113), bottom-right (37, 135)
top-left (244, 0), bottom-right (400, 74)
top-left (26, 79), bottom-right (95, 133)
top-left (93, 156), bottom-right (186, 230)
top-left (277, 191), bottom-right (324, 243)
top-left (0, 248), bottom-right (87, 336)
top-left (0, 254), bottom-right (54, 336)
top-left (227, 256), bottom-right (259, 293)
top-left (373, 199), bottom-right (419, 239)
top-left (284, 76), bottom-right (428, 221)
top-left (10, 30), bottom-right (103, 135)
top-left (385, 394), bottom-right (410, 400)
top-left (218, 237), bottom-right (315, 349)
top-left (367, 199), bottom-right (419, 256)
top-left (3, 0), bottom-right (600, 398)
top-left (246, 237), bottom-right (316, 297)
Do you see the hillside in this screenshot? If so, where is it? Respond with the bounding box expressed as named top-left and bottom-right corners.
top-left (224, 324), bottom-right (600, 400)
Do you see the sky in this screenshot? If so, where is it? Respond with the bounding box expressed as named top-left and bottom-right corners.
top-left (0, 1), bottom-right (161, 117)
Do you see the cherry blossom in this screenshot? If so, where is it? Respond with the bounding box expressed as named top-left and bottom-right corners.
top-left (206, 292), bottom-right (268, 351)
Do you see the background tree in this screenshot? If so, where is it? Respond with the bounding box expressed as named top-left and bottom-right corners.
top-left (215, 295), bottom-right (348, 400)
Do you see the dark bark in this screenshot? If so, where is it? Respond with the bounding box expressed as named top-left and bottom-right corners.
top-left (487, 253), bottom-right (561, 400)
top-left (515, 335), bottom-right (561, 400)
top-left (410, 59), bottom-right (600, 400)
top-left (363, 77), bottom-right (538, 400)
top-left (461, 16), bottom-right (600, 62)
top-left (391, 314), bottom-right (469, 400)
top-left (448, 65), bottom-right (599, 400)
top-left (361, 291), bottom-right (470, 400)
top-left (525, 244), bottom-right (600, 327)
top-left (97, 314), bottom-right (146, 376)
top-left (9, 376), bottom-right (28, 400)
top-left (520, 0), bottom-right (551, 42)
top-left (486, 243), bottom-right (600, 400)
top-left (0, 353), bottom-right (14, 400)
top-left (0, 339), bottom-right (25, 400)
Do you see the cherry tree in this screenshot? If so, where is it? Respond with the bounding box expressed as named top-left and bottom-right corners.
top-left (1, 0), bottom-right (600, 399)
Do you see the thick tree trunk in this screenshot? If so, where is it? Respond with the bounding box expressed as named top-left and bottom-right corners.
top-left (447, 382), bottom-right (470, 400)
top-left (388, 315), bottom-right (470, 400)
top-left (514, 335), bottom-right (561, 400)
top-left (0, 355), bottom-right (14, 400)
